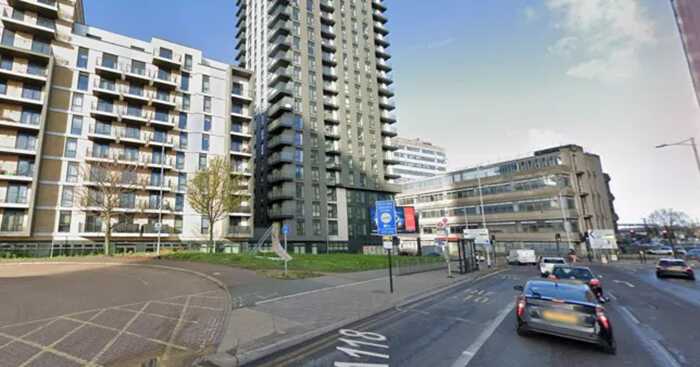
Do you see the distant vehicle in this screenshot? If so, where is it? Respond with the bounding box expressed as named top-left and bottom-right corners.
top-left (676, 248), bottom-right (687, 256)
top-left (647, 246), bottom-right (673, 255)
top-left (687, 249), bottom-right (700, 261)
top-left (513, 280), bottom-right (616, 354)
top-left (550, 265), bottom-right (606, 303)
top-left (507, 249), bottom-right (537, 265)
top-left (656, 258), bottom-right (695, 280)
top-left (539, 257), bottom-right (567, 276)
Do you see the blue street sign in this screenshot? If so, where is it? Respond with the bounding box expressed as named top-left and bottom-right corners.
top-left (375, 200), bottom-right (397, 236)
top-left (282, 224), bottom-right (289, 235)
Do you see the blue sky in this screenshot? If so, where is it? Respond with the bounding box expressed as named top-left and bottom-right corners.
top-left (86, 1), bottom-right (700, 223)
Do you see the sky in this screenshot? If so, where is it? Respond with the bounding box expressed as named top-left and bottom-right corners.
top-left (85, 0), bottom-right (700, 223)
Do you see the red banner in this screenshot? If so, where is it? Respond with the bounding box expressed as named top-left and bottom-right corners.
top-left (404, 207), bottom-right (416, 232)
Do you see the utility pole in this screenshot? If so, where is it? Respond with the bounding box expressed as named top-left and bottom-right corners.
top-left (656, 137), bottom-right (700, 177)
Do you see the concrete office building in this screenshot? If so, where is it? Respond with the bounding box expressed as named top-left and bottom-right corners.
top-left (671, 0), bottom-right (700, 106)
top-left (0, 0), bottom-right (254, 251)
top-left (393, 137), bottom-right (447, 183)
top-left (396, 145), bottom-right (619, 255)
top-left (236, 0), bottom-right (400, 250)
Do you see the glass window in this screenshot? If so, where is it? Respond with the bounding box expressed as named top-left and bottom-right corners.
top-left (16, 133), bottom-right (36, 150)
top-left (22, 85), bottom-right (42, 100)
top-left (66, 162), bottom-right (78, 182)
top-left (0, 56), bottom-right (12, 70)
top-left (178, 112), bottom-right (187, 129)
top-left (179, 132), bottom-right (188, 149)
top-left (17, 159), bottom-right (33, 177)
top-left (128, 83), bottom-right (143, 96)
top-left (178, 173), bottom-right (187, 191)
top-left (58, 211), bottom-right (71, 232)
top-left (204, 96), bottom-right (212, 112)
top-left (202, 134), bottom-right (209, 151)
top-left (182, 94), bottom-right (190, 110)
top-left (231, 82), bottom-right (243, 95)
top-left (27, 61), bottom-right (44, 76)
top-left (202, 75), bottom-right (210, 93)
top-left (6, 184), bottom-right (27, 203)
top-left (77, 47), bottom-right (89, 68)
top-left (71, 93), bottom-right (83, 112)
top-left (130, 60), bottom-right (145, 75)
top-left (61, 187), bottom-right (74, 207)
top-left (1, 30), bottom-right (15, 46)
top-left (201, 217), bottom-right (210, 235)
top-left (1, 209), bottom-right (24, 232)
top-left (77, 72), bottom-right (89, 91)
top-left (20, 108), bottom-right (41, 126)
top-left (184, 54), bottom-right (193, 70)
top-left (64, 138), bottom-right (77, 157)
top-left (176, 152), bottom-right (185, 170)
top-left (0, 79), bottom-right (5, 94)
top-left (158, 47), bottom-right (173, 59)
top-left (31, 37), bottom-right (50, 55)
top-left (203, 116), bottom-right (211, 131)
top-left (181, 72), bottom-right (190, 91)
top-left (295, 165), bottom-right (303, 179)
top-left (199, 153), bottom-right (207, 169)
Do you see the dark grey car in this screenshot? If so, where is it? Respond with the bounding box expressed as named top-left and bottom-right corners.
top-left (514, 280), bottom-right (616, 354)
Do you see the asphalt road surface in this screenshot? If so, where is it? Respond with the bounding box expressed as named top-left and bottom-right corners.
top-left (249, 262), bottom-right (700, 367)
top-left (0, 262), bottom-right (228, 367)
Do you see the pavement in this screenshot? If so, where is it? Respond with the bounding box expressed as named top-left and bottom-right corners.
top-left (0, 260), bottom-right (232, 367)
top-left (247, 262), bottom-right (700, 367)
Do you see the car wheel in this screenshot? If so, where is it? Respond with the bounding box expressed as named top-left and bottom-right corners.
top-left (690, 275), bottom-right (696, 281)
top-left (601, 339), bottom-right (617, 355)
top-left (516, 323), bottom-right (529, 337)
top-left (656, 272), bottom-right (663, 278)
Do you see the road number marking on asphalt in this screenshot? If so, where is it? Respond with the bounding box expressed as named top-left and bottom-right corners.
top-left (613, 280), bottom-right (635, 288)
top-left (335, 329), bottom-right (389, 367)
top-left (463, 289), bottom-right (493, 304)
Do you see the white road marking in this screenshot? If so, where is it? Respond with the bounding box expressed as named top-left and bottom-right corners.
top-left (450, 301), bottom-right (515, 367)
top-left (163, 295), bottom-right (193, 360)
top-left (618, 306), bottom-right (681, 367)
top-left (256, 277), bottom-right (386, 305)
top-left (613, 280), bottom-right (635, 288)
top-left (89, 302), bottom-right (151, 364)
top-left (607, 291), bottom-right (617, 301)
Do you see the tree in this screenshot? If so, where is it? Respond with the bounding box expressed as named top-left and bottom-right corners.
top-left (187, 157), bottom-right (243, 252)
top-left (646, 209), bottom-right (692, 230)
top-left (76, 159), bottom-right (140, 256)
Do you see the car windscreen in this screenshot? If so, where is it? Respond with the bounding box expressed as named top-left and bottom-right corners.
top-left (660, 260), bottom-right (686, 267)
top-left (552, 267), bottom-right (593, 280)
top-left (526, 284), bottom-right (594, 303)
top-left (543, 259), bottom-right (565, 264)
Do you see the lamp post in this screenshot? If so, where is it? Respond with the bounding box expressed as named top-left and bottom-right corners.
top-left (655, 137), bottom-right (700, 176)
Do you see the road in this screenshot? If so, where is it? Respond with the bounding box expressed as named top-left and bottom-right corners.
top-left (248, 262), bottom-right (700, 367)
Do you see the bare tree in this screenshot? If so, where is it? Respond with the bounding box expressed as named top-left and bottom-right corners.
top-left (646, 208), bottom-right (692, 230)
top-left (187, 157), bottom-right (243, 253)
top-left (76, 159), bottom-right (140, 256)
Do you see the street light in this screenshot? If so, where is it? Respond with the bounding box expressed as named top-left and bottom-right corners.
top-left (655, 137), bottom-right (700, 176)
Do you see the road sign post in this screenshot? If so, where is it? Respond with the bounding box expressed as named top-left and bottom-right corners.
top-left (375, 200), bottom-right (397, 293)
top-left (282, 224), bottom-right (289, 277)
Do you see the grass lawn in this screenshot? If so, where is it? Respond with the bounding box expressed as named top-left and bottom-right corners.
top-left (163, 251), bottom-right (443, 274)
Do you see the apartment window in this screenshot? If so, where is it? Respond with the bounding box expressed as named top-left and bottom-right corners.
top-left (66, 162), bottom-right (78, 182)
top-left (179, 132), bottom-right (188, 149)
top-left (231, 103), bottom-right (243, 114)
top-left (231, 82), bottom-right (243, 95)
top-left (295, 148), bottom-right (303, 164)
top-left (77, 47), bottom-right (89, 68)
top-left (77, 72), bottom-right (89, 91)
top-left (21, 108), bottom-right (41, 126)
top-left (101, 53), bottom-right (118, 69)
top-left (295, 165), bottom-right (303, 179)
top-left (201, 217), bottom-right (210, 235)
top-left (202, 75), bottom-right (210, 93)
top-left (184, 54), bottom-right (193, 70)
top-left (1, 30), bottom-right (15, 47)
top-left (130, 60), bottom-right (145, 75)
top-left (313, 220), bottom-right (321, 236)
top-left (1, 209), bottom-right (23, 232)
top-left (312, 203), bottom-right (321, 217)
top-left (6, 184), bottom-right (27, 203)
top-left (61, 187), bottom-right (74, 207)
top-left (17, 159), bottom-right (33, 177)
top-left (198, 153), bottom-right (207, 169)
top-left (57, 211), bottom-right (71, 232)
top-left (125, 125), bottom-right (140, 139)
top-left (176, 152), bottom-right (185, 170)
top-left (64, 138), bottom-right (77, 158)
top-left (27, 61), bottom-right (44, 76)
top-left (203, 96), bottom-right (212, 113)
top-left (71, 93), bottom-right (83, 112)
top-left (178, 173), bottom-right (187, 191)
top-left (158, 47), bottom-right (173, 59)
top-left (178, 112), bottom-right (188, 129)
top-left (16, 133), bottom-right (36, 150)
top-left (203, 116), bottom-right (211, 131)
top-left (182, 94), bottom-right (190, 110)
top-left (0, 79), bottom-right (5, 94)
top-left (128, 83), bottom-right (143, 96)
top-left (175, 194), bottom-right (184, 211)
top-left (119, 192), bottom-right (135, 209)
top-left (150, 169), bottom-right (163, 186)
top-left (311, 167), bottom-right (320, 181)
top-left (296, 221), bottom-right (305, 236)
top-left (156, 88), bottom-right (169, 102)
top-left (0, 56), bottom-right (12, 70)
top-left (31, 37), bottom-right (50, 55)
top-left (22, 85), bottom-right (42, 100)
top-left (329, 221), bottom-right (338, 236)
top-left (294, 132), bottom-right (303, 145)
top-left (181, 72), bottom-right (190, 91)
top-left (201, 134), bottom-right (209, 151)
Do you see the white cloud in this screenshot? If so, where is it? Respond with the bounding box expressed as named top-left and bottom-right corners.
top-left (545, 0), bottom-right (655, 83)
top-left (526, 128), bottom-right (572, 152)
top-left (427, 37), bottom-right (455, 49)
top-left (524, 6), bottom-right (537, 22)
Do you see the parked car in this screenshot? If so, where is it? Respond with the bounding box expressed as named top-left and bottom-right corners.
top-left (538, 257), bottom-right (567, 276)
top-left (656, 258), bottom-right (695, 280)
top-left (647, 246), bottom-right (673, 255)
top-left (513, 280), bottom-right (616, 354)
top-left (507, 249), bottom-right (537, 265)
top-left (687, 248), bottom-right (700, 261)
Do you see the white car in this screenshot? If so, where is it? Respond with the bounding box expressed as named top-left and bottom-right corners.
top-left (507, 249), bottom-right (537, 265)
top-left (647, 247), bottom-right (673, 255)
top-left (539, 257), bottom-right (567, 276)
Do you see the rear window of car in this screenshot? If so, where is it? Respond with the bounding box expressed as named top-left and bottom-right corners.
top-left (526, 284), bottom-right (594, 303)
top-left (544, 258), bottom-right (565, 264)
top-left (660, 260), bottom-right (686, 267)
top-left (553, 267), bottom-right (593, 280)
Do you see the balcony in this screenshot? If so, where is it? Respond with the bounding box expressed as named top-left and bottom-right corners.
top-left (112, 223), bottom-right (141, 235)
top-left (0, 169), bottom-right (33, 182)
top-left (230, 144), bottom-right (252, 157)
top-left (0, 116), bottom-right (40, 131)
top-left (323, 81), bottom-right (338, 95)
top-left (118, 129), bottom-right (146, 144)
top-left (385, 167), bottom-right (401, 180)
top-left (231, 88), bottom-right (252, 103)
top-left (268, 133), bottom-right (294, 150)
top-left (268, 35), bottom-right (292, 54)
top-left (120, 107), bottom-right (149, 124)
top-left (230, 124), bottom-right (252, 138)
top-left (373, 9), bottom-right (387, 23)
top-left (321, 53), bottom-right (337, 66)
top-left (268, 96), bottom-right (294, 119)
top-left (325, 142), bottom-right (341, 155)
top-left (152, 48), bottom-right (182, 69)
top-left (146, 134), bottom-right (175, 148)
top-left (269, 50), bottom-right (293, 70)
top-left (320, 25), bottom-right (335, 38)
top-left (377, 71), bottom-right (393, 85)
top-left (320, 11), bottom-right (335, 25)
top-left (378, 83), bottom-right (394, 97)
top-left (152, 71), bottom-right (178, 89)
top-left (0, 61), bottom-right (47, 83)
top-left (375, 45), bottom-right (391, 59)
top-left (150, 92), bottom-right (177, 109)
top-left (268, 66), bottom-right (293, 85)
top-left (324, 110), bottom-right (340, 124)
top-left (377, 58), bottom-right (392, 72)
top-left (380, 111), bottom-right (397, 123)
top-left (319, 0), bottom-right (334, 12)
top-left (0, 88), bottom-right (44, 107)
top-left (0, 35), bottom-right (51, 61)
top-left (268, 19), bottom-right (292, 39)
top-left (268, 207), bottom-right (294, 220)
top-left (268, 151), bottom-right (294, 166)
top-left (267, 167), bottom-right (295, 183)
top-left (375, 33), bottom-right (390, 48)
top-left (123, 64), bottom-right (150, 83)
top-left (326, 158), bottom-right (341, 171)
top-left (322, 66), bottom-right (338, 80)
top-left (95, 58), bottom-right (122, 78)
top-left (87, 124), bottom-right (117, 141)
top-left (379, 97), bottom-right (395, 110)
top-left (267, 112), bottom-right (295, 133)
top-left (0, 196), bottom-right (29, 209)
top-left (321, 38), bottom-right (336, 52)
top-left (148, 113), bottom-right (177, 129)
top-left (374, 21), bottom-right (389, 36)
top-left (146, 156), bottom-right (175, 170)
top-left (323, 96), bottom-right (339, 110)
top-left (269, 3), bottom-right (291, 22)
top-left (380, 124), bottom-right (397, 137)
top-left (231, 165), bottom-right (252, 176)
top-left (1, 8), bottom-right (56, 38)
top-left (268, 187), bottom-right (294, 202)
top-left (227, 225), bottom-right (251, 237)
top-left (383, 152), bottom-right (399, 164)
top-left (371, 0), bottom-right (387, 12)
top-left (324, 126), bottom-right (340, 139)
top-left (8, 0), bottom-right (58, 18)
top-left (121, 86), bottom-right (150, 104)
top-left (142, 223), bottom-right (177, 236)
top-left (382, 138), bottom-right (399, 151)
top-left (92, 79), bottom-right (120, 99)
top-left (267, 82), bottom-right (294, 103)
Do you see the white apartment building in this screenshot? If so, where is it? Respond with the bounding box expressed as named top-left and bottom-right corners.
top-left (393, 137), bottom-right (447, 183)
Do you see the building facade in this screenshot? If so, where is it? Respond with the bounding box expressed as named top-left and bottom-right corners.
top-left (671, 0), bottom-right (700, 107)
top-left (393, 137), bottom-right (447, 183)
top-left (0, 0), bottom-right (254, 251)
top-left (236, 0), bottom-right (400, 251)
top-left (396, 145), bottom-right (619, 255)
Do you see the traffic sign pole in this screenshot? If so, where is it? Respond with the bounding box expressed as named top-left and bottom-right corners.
top-left (387, 246), bottom-right (393, 293)
top-left (282, 224), bottom-right (289, 277)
